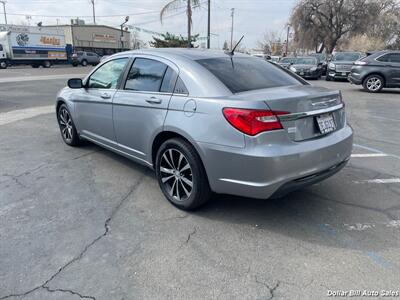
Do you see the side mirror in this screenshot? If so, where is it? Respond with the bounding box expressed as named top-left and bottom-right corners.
top-left (68, 78), bottom-right (83, 89)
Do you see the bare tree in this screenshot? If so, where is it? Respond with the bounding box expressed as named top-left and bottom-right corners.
top-left (290, 0), bottom-right (395, 54)
top-left (258, 30), bottom-right (281, 55)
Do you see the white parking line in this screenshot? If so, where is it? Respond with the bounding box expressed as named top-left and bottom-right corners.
top-left (343, 220), bottom-right (400, 231)
top-left (354, 178), bottom-right (400, 184)
top-left (351, 153), bottom-right (388, 158)
top-left (0, 74), bottom-right (84, 83)
top-left (0, 105), bottom-right (54, 126)
top-left (353, 144), bottom-right (400, 160)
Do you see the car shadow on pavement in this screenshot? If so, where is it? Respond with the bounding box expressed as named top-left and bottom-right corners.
top-left (358, 88), bottom-right (400, 94)
top-left (192, 189), bottom-right (400, 253)
top-left (88, 144), bottom-right (400, 254)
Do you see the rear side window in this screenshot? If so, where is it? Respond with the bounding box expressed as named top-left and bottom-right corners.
top-left (174, 77), bottom-right (188, 94)
top-left (125, 58), bottom-right (168, 92)
top-left (377, 54), bottom-right (390, 62)
top-left (160, 67), bottom-right (178, 93)
top-left (0, 44), bottom-right (3, 51)
top-left (196, 57), bottom-right (302, 93)
top-left (389, 54), bottom-right (400, 63)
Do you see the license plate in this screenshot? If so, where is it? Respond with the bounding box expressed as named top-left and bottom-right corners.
top-left (300, 72), bottom-right (304, 76)
top-left (316, 113), bottom-right (336, 134)
top-left (341, 72), bottom-right (347, 76)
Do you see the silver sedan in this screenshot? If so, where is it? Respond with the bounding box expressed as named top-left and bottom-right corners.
top-left (56, 48), bottom-right (353, 210)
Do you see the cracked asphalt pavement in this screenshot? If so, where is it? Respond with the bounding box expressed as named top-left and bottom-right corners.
top-left (1, 67), bottom-right (400, 299)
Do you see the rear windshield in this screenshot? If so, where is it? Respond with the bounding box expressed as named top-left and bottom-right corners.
top-left (196, 57), bottom-right (302, 93)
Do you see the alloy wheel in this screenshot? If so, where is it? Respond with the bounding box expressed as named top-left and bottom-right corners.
top-left (366, 77), bottom-right (382, 92)
top-left (160, 149), bottom-right (193, 202)
top-left (59, 108), bottom-right (73, 142)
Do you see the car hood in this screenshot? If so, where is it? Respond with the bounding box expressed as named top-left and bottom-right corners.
top-left (292, 64), bottom-right (317, 69)
top-left (331, 61), bottom-right (355, 65)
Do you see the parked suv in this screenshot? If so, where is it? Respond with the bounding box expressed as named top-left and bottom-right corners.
top-left (72, 51), bottom-right (101, 67)
top-left (326, 52), bottom-right (363, 81)
top-left (349, 50), bottom-right (400, 92)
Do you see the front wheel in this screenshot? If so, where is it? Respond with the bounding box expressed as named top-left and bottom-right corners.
top-left (0, 61), bottom-right (7, 69)
top-left (81, 60), bottom-right (88, 66)
top-left (155, 138), bottom-right (211, 210)
top-left (363, 75), bottom-right (384, 93)
top-left (57, 104), bottom-right (81, 146)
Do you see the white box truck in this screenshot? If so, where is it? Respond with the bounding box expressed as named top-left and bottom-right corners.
top-left (0, 25), bottom-right (70, 69)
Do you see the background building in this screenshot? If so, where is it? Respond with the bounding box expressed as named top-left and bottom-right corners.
top-left (45, 22), bottom-right (131, 56)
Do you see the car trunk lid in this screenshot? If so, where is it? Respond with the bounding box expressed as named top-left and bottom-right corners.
top-left (229, 85), bottom-right (345, 141)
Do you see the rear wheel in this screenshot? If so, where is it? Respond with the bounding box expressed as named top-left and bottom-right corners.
top-left (325, 75), bottom-right (332, 81)
top-left (42, 60), bottom-right (51, 68)
top-left (57, 104), bottom-right (81, 146)
top-left (155, 138), bottom-right (211, 210)
top-left (363, 75), bottom-right (384, 93)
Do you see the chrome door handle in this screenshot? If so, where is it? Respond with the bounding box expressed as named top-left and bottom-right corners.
top-left (100, 92), bottom-right (111, 99)
top-left (145, 97), bottom-right (162, 104)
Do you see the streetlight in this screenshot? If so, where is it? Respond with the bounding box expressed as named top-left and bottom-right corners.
top-left (120, 16), bottom-right (129, 51)
top-left (0, 1), bottom-right (7, 25)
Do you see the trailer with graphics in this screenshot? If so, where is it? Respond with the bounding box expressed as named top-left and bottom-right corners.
top-left (0, 25), bottom-right (71, 69)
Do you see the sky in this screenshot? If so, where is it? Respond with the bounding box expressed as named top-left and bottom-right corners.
top-left (1, 0), bottom-right (297, 49)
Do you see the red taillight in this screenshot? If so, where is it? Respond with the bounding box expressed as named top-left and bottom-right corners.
top-left (222, 108), bottom-right (289, 136)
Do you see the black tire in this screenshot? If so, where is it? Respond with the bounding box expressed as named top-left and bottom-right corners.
top-left (81, 60), bottom-right (88, 66)
top-left (325, 75), bottom-right (332, 81)
top-left (362, 74), bottom-right (384, 93)
top-left (0, 61), bottom-right (7, 69)
top-left (57, 104), bottom-right (81, 146)
top-left (32, 64), bottom-right (40, 68)
top-left (155, 138), bottom-right (211, 210)
top-left (42, 60), bottom-right (51, 68)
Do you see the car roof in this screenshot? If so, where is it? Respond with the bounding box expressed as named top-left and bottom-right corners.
top-left (113, 48), bottom-right (250, 61)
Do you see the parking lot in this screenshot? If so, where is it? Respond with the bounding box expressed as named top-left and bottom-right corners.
top-left (1, 66), bottom-right (400, 299)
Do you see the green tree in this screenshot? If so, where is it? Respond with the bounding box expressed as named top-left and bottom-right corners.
top-left (150, 32), bottom-right (199, 48)
top-left (160, 0), bottom-right (201, 48)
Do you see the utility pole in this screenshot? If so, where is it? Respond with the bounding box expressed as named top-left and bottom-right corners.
top-left (230, 8), bottom-right (234, 51)
top-left (120, 16), bottom-right (129, 52)
top-left (207, 0), bottom-right (210, 49)
top-left (0, 1), bottom-right (7, 25)
top-left (285, 25), bottom-right (290, 56)
top-left (90, 0), bottom-right (96, 24)
top-left (187, 0), bottom-right (191, 48)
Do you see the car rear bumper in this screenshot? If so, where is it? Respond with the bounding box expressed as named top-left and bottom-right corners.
top-left (198, 125), bottom-right (353, 199)
top-left (348, 73), bottom-right (363, 85)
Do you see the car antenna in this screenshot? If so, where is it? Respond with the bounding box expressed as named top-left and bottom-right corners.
top-left (226, 35), bottom-right (244, 56)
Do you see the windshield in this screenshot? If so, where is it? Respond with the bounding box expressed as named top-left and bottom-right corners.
top-left (280, 58), bottom-right (295, 63)
top-left (196, 57), bottom-right (303, 93)
top-left (332, 53), bottom-right (361, 62)
top-left (295, 58), bottom-right (317, 65)
top-left (309, 53), bottom-right (326, 61)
